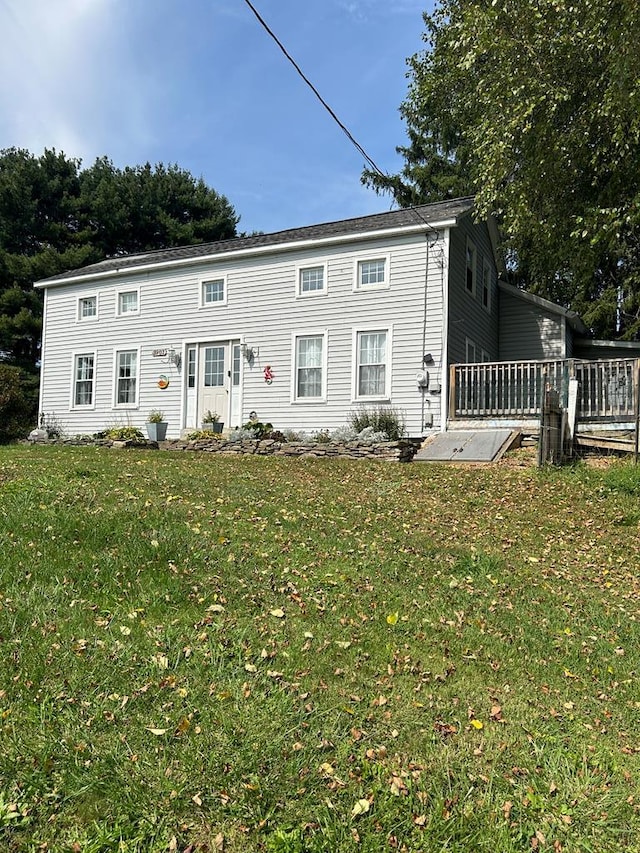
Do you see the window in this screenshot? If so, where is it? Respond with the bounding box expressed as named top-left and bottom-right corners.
top-left (298, 265), bottom-right (326, 296)
top-left (294, 334), bottom-right (325, 400)
top-left (187, 347), bottom-right (196, 389)
top-left (482, 258), bottom-right (492, 312)
top-left (356, 257), bottom-right (388, 289)
top-left (465, 337), bottom-right (478, 363)
top-left (73, 353), bottom-right (95, 407)
top-left (78, 295), bottom-right (97, 321)
top-left (204, 346), bottom-right (225, 387)
top-left (115, 350), bottom-right (138, 405)
top-left (117, 289), bottom-right (139, 316)
top-left (201, 277), bottom-right (226, 305)
top-left (465, 239), bottom-right (476, 295)
top-left (355, 330), bottom-right (388, 399)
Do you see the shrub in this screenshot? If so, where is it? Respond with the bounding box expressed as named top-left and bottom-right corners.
top-left (105, 426), bottom-right (145, 441)
top-left (349, 405), bottom-right (406, 440)
top-left (147, 409), bottom-right (165, 423)
top-left (187, 429), bottom-right (224, 441)
top-left (0, 365), bottom-right (36, 443)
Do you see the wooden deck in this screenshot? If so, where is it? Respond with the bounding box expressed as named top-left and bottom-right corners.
top-left (449, 357), bottom-right (639, 427)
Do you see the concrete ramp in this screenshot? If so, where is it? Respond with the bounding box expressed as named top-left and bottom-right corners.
top-left (414, 429), bottom-right (520, 463)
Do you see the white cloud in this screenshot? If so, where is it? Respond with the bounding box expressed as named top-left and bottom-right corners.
top-left (0, 0), bottom-right (151, 163)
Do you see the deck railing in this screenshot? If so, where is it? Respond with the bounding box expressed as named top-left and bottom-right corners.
top-left (450, 358), bottom-right (639, 421)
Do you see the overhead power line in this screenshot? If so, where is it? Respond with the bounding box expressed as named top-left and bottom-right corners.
top-left (241, 0), bottom-right (441, 240)
top-left (241, 0), bottom-right (388, 180)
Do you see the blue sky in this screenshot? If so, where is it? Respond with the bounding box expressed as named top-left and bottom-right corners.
top-left (0, 0), bottom-right (430, 235)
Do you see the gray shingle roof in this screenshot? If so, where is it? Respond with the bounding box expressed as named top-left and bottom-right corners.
top-left (36, 196), bottom-right (474, 286)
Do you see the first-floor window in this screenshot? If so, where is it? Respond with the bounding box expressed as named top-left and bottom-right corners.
top-left (74, 353), bottom-right (95, 406)
top-left (116, 350), bottom-right (138, 405)
top-left (356, 330), bottom-right (388, 398)
top-left (295, 335), bottom-right (324, 399)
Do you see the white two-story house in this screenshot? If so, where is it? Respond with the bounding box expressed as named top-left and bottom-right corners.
top-left (37, 196), bottom-right (584, 439)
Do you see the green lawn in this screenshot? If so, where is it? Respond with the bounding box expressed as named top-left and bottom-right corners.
top-left (1, 444), bottom-right (640, 852)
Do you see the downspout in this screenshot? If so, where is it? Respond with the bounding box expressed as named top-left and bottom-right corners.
top-left (38, 287), bottom-right (48, 425)
top-left (440, 229), bottom-right (451, 432)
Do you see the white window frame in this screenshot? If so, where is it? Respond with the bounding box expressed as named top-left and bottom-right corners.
top-left (291, 330), bottom-right (328, 403)
top-left (113, 348), bottom-right (140, 408)
top-left (354, 255), bottom-right (390, 291)
top-left (116, 287), bottom-right (140, 317)
top-left (296, 263), bottom-right (327, 298)
top-left (465, 238), bottom-right (477, 296)
top-left (200, 275), bottom-right (227, 307)
top-left (77, 294), bottom-right (98, 322)
top-left (70, 350), bottom-right (96, 409)
top-left (352, 327), bottom-right (392, 402)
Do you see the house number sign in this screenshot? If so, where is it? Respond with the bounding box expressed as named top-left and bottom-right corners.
top-left (152, 348), bottom-right (168, 357)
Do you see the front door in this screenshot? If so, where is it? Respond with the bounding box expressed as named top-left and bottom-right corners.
top-left (198, 343), bottom-right (229, 427)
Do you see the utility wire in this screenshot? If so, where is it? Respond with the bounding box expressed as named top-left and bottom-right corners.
top-left (241, 0), bottom-right (441, 238)
top-left (241, 0), bottom-right (388, 180)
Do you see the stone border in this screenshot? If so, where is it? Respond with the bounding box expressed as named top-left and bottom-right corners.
top-left (165, 437), bottom-right (419, 462)
top-left (30, 435), bottom-right (420, 462)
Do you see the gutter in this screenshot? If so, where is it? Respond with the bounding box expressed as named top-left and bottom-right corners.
top-left (35, 217), bottom-right (460, 289)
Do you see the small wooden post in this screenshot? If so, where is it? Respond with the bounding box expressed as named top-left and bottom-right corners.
top-left (449, 364), bottom-right (457, 422)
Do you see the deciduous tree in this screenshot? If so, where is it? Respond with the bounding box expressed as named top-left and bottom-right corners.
top-left (364, 0), bottom-right (640, 338)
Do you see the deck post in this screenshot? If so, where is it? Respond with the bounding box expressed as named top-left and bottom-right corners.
top-left (449, 364), bottom-right (457, 423)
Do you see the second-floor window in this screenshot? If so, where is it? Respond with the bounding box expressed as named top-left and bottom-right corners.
top-left (78, 295), bottom-right (97, 321)
top-left (298, 265), bottom-right (326, 296)
top-left (201, 278), bottom-right (226, 305)
top-left (117, 289), bottom-right (139, 316)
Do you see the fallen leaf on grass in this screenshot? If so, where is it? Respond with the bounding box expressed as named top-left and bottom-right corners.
top-left (470, 719), bottom-right (484, 730)
top-left (270, 608), bottom-right (285, 618)
top-left (386, 612), bottom-right (399, 625)
top-left (351, 798), bottom-right (371, 817)
top-left (146, 727), bottom-right (167, 736)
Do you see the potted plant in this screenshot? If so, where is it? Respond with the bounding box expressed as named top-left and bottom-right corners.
top-left (202, 410), bottom-right (223, 433)
top-left (146, 409), bottom-right (168, 441)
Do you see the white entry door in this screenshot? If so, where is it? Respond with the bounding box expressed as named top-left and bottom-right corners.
top-left (198, 343), bottom-right (229, 427)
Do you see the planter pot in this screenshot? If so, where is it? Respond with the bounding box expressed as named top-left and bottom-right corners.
top-left (202, 422), bottom-right (224, 434)
top-left (146, 422), bottom-right (168, 441)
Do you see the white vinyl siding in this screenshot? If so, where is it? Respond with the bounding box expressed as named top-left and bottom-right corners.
top-left (293, 333), bottom-right (326, 401)
top-left (201, 277), bottom-right (226, 306)
top-left (117, 289), bottom-right (139, 316)
top-left (354, 329), bottom-right (390, 399)
top-left (72, 352), bottom-right (95, 407)
top-left (115, 349), bottom-right (138, 406)
top-left (355, 257), bottom-right (389, 290)
top-left (77, 295), bottom-right (97, 321)
top-left (298, 264), bottom-right (326, 296)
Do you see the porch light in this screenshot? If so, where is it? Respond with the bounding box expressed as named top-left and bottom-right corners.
top-left (240, 342), bottom-right (257, 360)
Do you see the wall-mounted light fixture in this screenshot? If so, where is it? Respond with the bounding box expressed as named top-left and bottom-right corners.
top-left (240, 341), bottom-right (258, 361)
